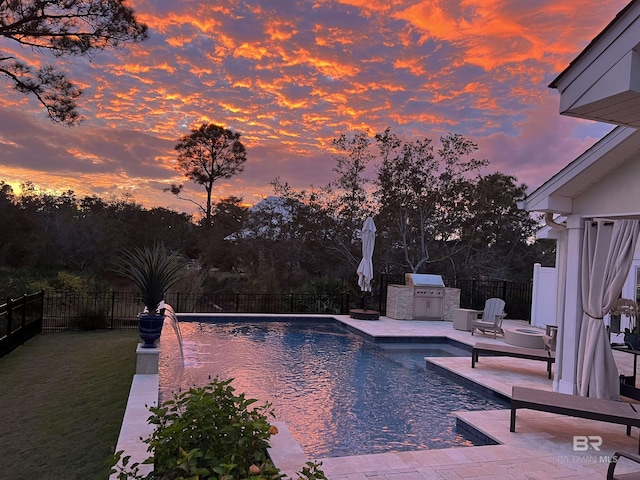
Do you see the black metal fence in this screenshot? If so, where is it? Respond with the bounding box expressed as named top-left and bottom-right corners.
top-left (39, 291), bottom-right (352, 331)
top-left (165, 292), bottom-right (350, 315)
top-left (0, 291), bottom-right (45, 358)
top-left (454, 278), bottom-right (532, 321)
top-left (378, 274), bottom-right (405, 314)
top-left (378, 274), bottom-right (533, 321)
top-left (43, 291), bottom-right (141, 331)
top-left (9, 278), bottom-right (530, 335)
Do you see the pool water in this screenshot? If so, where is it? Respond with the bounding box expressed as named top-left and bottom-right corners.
top-left (159, 320), bottom-right (507, 458)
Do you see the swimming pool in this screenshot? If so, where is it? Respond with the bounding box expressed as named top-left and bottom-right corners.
top-left (159, 319), bottom-right (508, 458)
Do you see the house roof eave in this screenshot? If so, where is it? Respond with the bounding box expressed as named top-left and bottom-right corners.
top-left (522, 126), bottom-right (640, 214)
top-left (549, 0), bottom-right (640, 89)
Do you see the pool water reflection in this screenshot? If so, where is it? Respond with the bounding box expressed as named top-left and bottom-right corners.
top-left (159, 320), bottom-right (507, 458)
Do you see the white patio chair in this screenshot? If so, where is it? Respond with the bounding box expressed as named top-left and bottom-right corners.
top-left (470, 298), bottom-right (507, 338)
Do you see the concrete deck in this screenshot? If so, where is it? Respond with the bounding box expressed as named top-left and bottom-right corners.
top-left (269, 315), bottom-right (640, 480)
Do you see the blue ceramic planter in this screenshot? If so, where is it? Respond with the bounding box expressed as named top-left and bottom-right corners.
top-left (138, 314), bottom-right (165, 348)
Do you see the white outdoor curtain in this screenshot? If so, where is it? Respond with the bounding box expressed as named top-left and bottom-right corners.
top-left (577, 219), bottom-right (639, 400)
top-left (356, 217), bottom-right (376, 292)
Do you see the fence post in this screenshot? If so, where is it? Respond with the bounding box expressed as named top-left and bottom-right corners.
top-left (21, 294), bottom-right (27, 329)
top-left (111, 291), bottom-right (116, 329)
top-left (7, 297), bottom-right (12, 342)
top-left (472, 279), bottom-right (477, 309)
top-left (380, 273), bottom-right (390, 314)
top-left (38, 290), bottom-right (44, 333)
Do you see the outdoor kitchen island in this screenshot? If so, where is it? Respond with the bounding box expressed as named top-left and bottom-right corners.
top-left (386, 274), bottom-right (460, 321)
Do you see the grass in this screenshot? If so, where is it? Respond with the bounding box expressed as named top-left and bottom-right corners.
top-left (0, 331), bottom-right (139, 480)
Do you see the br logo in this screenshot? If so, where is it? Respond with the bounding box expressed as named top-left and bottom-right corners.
top-left (573, 435), bottom-right (603, 451)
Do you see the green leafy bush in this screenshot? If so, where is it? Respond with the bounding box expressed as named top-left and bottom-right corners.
top-left (111, 378), bottom-right (326, 480)
top-left (291, 276), bottom-right (348, 314)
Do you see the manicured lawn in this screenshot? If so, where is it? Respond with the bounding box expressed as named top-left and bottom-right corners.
top-left (0, 331), bottom-right (138, 480)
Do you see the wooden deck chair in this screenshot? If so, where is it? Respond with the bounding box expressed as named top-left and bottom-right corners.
top-left (471, 298), bottom-right (506, 338)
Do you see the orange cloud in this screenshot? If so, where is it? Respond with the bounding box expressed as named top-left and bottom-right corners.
top-left (0, 0), bottom-right (630, 213)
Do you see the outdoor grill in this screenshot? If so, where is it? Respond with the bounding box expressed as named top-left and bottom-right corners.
top-left (405, 273), bottom-right (446, 320)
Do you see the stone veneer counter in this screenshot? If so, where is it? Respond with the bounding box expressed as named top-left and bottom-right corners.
top-left (386, 285), bottom-right (460, 321)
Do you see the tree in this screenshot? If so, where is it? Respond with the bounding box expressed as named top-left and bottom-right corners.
top-left (453, 172), bottom-right (542, 281)
top-left (330, 131), bottom-right (374, 221)
top-left (324, 132), bottom-right (376, 274)
top-left (374, 129), bottom-right (488, 274)
top-left (267, 179), bottom-right (347, 283)
top-left (199, 196), bottom-right (248, 270)
top-left (169, 123), bottom-right (247, 230)
top-left (0, 0), bottom-right (148, 125)
top-left (0, 181), bottom-right (33, 267)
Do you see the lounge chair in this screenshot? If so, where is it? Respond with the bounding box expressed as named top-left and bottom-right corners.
top-left (471, 298), bottom-right (506, 338)
top-left (472, 342), bottom-right (555, 379)
top-left (607, 451), bottom-right (640, 479)
top-left (510, 386), bottom-right (640, 454)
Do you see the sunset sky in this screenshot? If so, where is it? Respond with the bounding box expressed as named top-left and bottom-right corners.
top-left (0, 0), bottom-right (629, 215)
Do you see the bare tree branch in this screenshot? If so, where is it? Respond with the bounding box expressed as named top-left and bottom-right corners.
top-left (0, 0), bottom-right (147, 124)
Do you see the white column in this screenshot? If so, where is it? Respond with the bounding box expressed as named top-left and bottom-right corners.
top-left (556, 215), bottom-right (583, 394)
top-left (552, 233), bottom-right (566, 392)
top-left (531, 263), bottom-right (542, 328)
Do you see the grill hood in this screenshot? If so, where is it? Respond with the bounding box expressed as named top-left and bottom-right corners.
top-left (404, 274), bottom-right (445, 287)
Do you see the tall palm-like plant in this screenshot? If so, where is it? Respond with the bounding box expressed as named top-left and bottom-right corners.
top-left (115, 244), bottom-right (184, 314)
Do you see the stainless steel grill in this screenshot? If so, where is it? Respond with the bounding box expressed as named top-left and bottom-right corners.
top-left (405, 274), bottom-right (445, 320)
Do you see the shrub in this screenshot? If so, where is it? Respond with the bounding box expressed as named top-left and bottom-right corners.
top-left (76, 301), bottom-right (110, 330)
top-left (291, 276), bottom-right (348, 314)
top-left (111, 378), bottom-right (326, 480)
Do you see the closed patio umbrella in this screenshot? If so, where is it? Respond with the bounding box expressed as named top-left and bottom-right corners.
top-left (357, 217), bottom-right (376, 293)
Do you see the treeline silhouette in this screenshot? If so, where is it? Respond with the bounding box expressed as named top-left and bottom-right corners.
top-left (0, 182), bottom-right (199, 298)
top-left (0, 179), bottom-right (554, 302)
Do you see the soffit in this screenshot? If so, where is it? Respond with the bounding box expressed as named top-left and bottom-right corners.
top-left (524, 127), bottom-right (640, 212)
